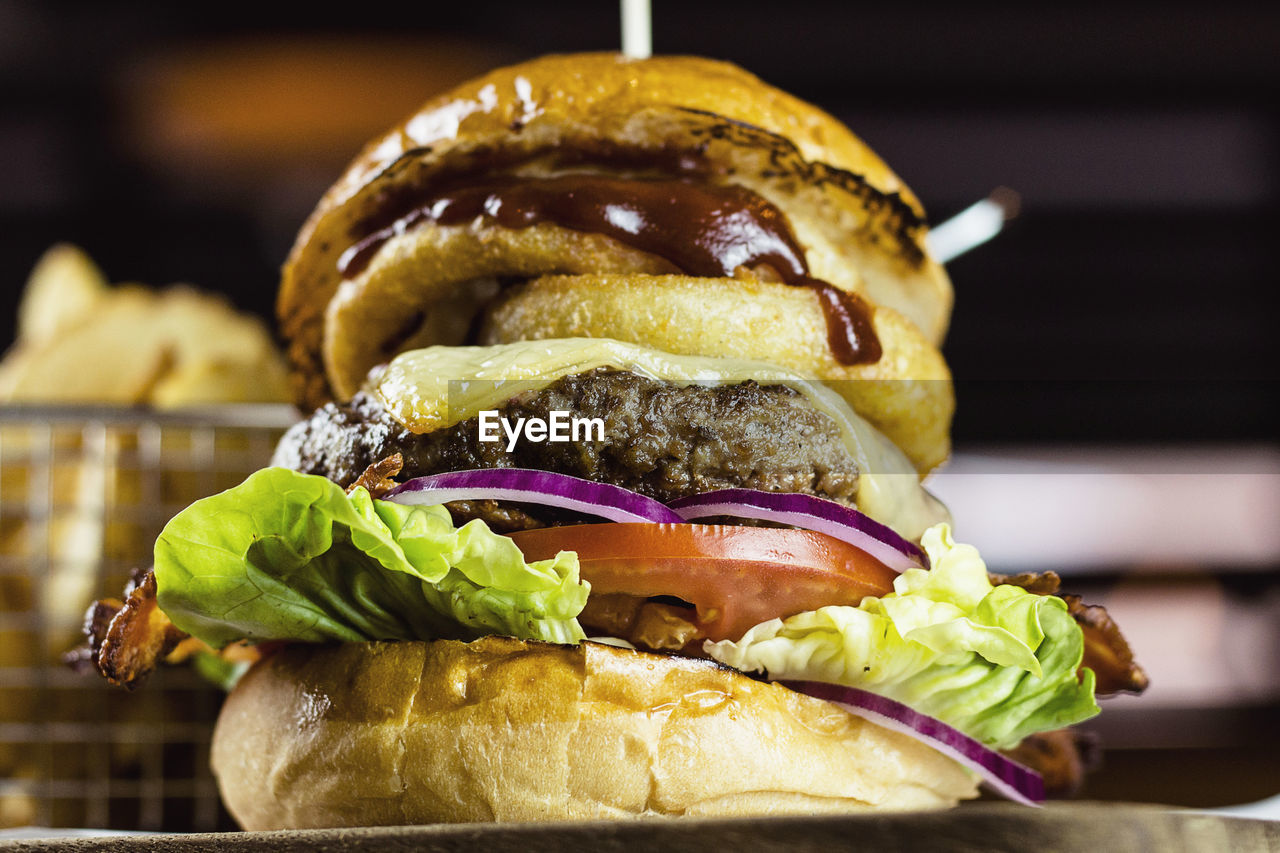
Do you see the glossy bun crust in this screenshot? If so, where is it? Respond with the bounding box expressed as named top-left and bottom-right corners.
top-left (278, 53), bottom-right (953, 471)
top-left (211, 638), bottom-right (978, 829)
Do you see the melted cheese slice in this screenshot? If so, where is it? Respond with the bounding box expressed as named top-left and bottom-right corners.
top-left (374, 338), bottom-right (948, 539)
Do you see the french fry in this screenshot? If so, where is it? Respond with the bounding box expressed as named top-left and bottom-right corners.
top-left (17, 244), bottom-right (108, 347)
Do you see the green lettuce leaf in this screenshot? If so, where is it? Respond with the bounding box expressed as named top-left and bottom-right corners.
top-left (152, 467), bottom-right (588, 648)
top-left (190, 650), bottom-right (252, 692)
top-left (704, 523), bottom-right (1099, 749)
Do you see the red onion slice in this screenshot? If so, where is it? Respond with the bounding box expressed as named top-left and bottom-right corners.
top-left (781, 680), bottom-right (1045, 805)
top-left (383, 468), bottom-right (686, 524)
top-left (668, 489), bottom-right (927, 572)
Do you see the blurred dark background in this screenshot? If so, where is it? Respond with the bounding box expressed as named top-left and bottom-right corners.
top-left (1, 0), bottom-right (1278, 825)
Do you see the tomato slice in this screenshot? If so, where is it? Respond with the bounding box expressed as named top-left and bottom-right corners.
top-left (508, 523), bottom-right (897, 642)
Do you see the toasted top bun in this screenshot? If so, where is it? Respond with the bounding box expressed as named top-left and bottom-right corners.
top-left (211, 638), bottom-right (978, 829)
top-left (279, 53), bottom-right (953, 430)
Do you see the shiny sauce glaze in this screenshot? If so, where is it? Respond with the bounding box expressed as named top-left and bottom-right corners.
top-left (339, 174), bottom-right (881, 366)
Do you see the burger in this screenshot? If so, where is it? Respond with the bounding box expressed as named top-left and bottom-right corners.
top-left (82, 53), bottom-right (1146, 829)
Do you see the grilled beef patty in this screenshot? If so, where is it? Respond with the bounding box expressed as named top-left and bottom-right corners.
top-left (272, 369), bottom-right (860, 506)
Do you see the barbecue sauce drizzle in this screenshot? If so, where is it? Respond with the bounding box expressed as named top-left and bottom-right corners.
top-left (338, 174), bottom-right (881, 365)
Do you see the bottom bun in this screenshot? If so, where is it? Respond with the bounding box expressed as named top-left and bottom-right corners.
top-left (211, 638), bottom-right (979, 829)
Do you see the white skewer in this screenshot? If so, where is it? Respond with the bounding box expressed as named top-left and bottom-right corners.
top-left (926, 187), bottom-right (1021, 264)
top-left (621, 0), bottom-right (653, 59)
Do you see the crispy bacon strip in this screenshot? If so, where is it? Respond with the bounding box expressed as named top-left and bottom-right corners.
top-left (992, 571), bottom-right (1148, 695)
top-left (580, 592), bottom-right (704, 653)
top-left (347, 453), bottom-right (552, 532)
top-left (990, 570), bottom-right (1063, 596)
top-left (442, 499), bottom-right (547, 533)
top-left (1004, 728), bottom-right (1101, 798)
top-left (67, 569), bottom-right (273, 690)
top-left (347, 453), bottom-right (404, 499)
top-left (63, 597), bottom-right (124, 674)
top-left (1061, 594), bottom-right (1149, 695)
top-left (90, 569), bottom-right (189, 690)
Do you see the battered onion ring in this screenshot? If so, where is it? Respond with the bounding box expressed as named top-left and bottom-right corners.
top-left (322, 221), bottom-right (676, 398)
top-left (481, 274), bottom-right (953, 474)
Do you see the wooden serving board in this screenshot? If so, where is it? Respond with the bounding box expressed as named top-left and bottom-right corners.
top-left (3, 804), bottom-right (1277, 853)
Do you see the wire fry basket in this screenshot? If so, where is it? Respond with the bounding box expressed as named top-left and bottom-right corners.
top-left (0, 405), bottom-right (296, 831)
